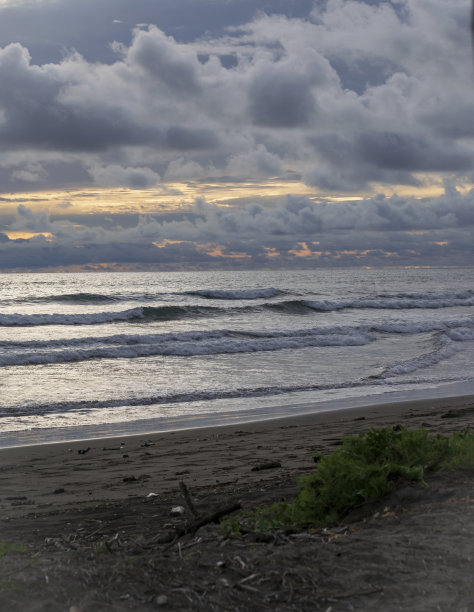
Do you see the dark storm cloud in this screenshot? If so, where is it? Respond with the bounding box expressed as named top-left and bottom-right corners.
top-left (0, 1), bottom-right (471, 192)
top-left (128, 25), bottom-right (202, 94)
top-left (355, 132), bottom-right (473, 173)
top-left (0, 43), bottom-right (158, 152)
top-left (248, 69), bottom-right (316, 127)
top-left (306, 130), bottom-right (473, 190)
top-left (0, 40), bottom-right (219, 158)
top-left (164, 127), bottom-right (218, 151)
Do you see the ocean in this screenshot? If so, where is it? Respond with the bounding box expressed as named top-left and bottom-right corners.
top-left (1, 267), bottom-right (474, 447)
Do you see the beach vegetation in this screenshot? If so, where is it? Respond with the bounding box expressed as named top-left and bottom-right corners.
top-left (95, 540), bottom-right (112, 554)
top-left (222, 426), bottom-right (474, 534)
top-left (0, 542), bottom-right (27, 592)
top-left (0, 542), bottom-right (26, 558)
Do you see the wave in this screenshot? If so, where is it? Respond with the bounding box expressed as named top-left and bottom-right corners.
top-left (305, 289), bottom-right (474, 312)
top-left (0, 326), bottom-right (374, 367)
top-left (4, 287), bottom-right (474, 327)
top-left (264, 300), bottom-right (316, 314)
top-left (0, 304), bottom-right (231, 326)
top-left (3, 317), bottom-right (474, 367)
top-left (9, 292), bottom-right (121, 306)
top-left (141, 304), bottom-right (223, 320)
top-left (376, 335), bottom-right (461, 379)
top-left (185, 287), bottom-right (283, 300)
top-left (51, 293), bottom-right (118, 304)
top-left (0, 308), bottom-right (145, 326)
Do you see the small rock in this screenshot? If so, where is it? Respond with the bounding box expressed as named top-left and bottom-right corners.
top-left (54, 488), bottom-right (65, 494)
top-left (170, 505), bottom-right (185, 516)
top-left (156, 595), bottom-right (168, 606)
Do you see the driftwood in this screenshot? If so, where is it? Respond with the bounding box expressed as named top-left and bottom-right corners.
top-left (184, 500), bottom-right (241, 535)
top-left (251, 461), bottom-right (281, 471)
top-left (162, 482), bottom-right (241, 548)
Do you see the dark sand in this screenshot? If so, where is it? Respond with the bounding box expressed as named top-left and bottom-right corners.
top-left (1, 395), bottom-right (474, 611)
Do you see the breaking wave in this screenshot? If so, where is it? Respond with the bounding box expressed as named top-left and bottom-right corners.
top-left (305, 290), bottom-right (474, 312)
top-left (0, 326), bottom-right (374, 366)
top-left (0, 304), bottom-right (234, 326)
top-left (2, 317), bottom-right (474, 368)
top-left (0, 308), bottom-right (145, 326)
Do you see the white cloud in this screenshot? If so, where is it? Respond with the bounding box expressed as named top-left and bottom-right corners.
top-left (11, 162), bottom-right (48, 183)
top-left (164, 158), bottom-right (205, 180)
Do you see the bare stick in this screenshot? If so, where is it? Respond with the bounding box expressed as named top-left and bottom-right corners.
top-left (179, 481), bottom-right (198, 518)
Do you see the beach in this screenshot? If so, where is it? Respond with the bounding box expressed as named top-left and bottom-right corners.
top-left (1, 395), bottom-right (474, 611)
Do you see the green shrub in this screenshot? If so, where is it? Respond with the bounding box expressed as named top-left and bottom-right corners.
top-left (223, 426), bottom-right (474, 534)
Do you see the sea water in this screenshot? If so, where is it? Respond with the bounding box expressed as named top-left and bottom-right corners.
top-left (1, 267), bottom-right (474, 446)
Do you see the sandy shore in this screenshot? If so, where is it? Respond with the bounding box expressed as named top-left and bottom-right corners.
top-left (1, 395), bottom-right (474, 611)
top-left (2, 394), bottom-right (474, 518)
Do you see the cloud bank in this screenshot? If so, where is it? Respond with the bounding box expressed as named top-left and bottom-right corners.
top-left (2, 187), bottom-right (474, 270)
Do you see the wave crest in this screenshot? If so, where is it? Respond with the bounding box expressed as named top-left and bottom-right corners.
top-left (186, 287), bottom-right (282, 300)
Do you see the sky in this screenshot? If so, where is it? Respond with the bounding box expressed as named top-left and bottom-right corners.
top-left (0, 0), bottom-right (473, 271)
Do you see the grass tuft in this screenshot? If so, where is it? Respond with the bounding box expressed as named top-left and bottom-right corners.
top-left (0, 542), bottom-right (26, 558)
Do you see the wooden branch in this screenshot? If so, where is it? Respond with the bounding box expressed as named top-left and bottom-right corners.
top-left (186, 500), bottom-right (241, 535)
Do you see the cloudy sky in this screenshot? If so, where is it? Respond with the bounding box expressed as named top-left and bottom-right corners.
top-left (0, 0), bottom-right (473, 271)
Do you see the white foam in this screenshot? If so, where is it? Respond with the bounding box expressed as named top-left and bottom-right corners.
top-left (380, 336), bottom-right (461, 378)
top-left (0, 329), bottom-right (373, 366)
top-left (0, 307), bottom-right (144, 326)
top-left (305, 290), bottom-right (474, 312)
